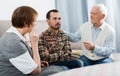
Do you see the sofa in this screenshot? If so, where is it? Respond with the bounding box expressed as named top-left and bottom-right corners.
top-left (0, 20), bottom-right (120, 61)
top-left (0, 20), bottom-right (82, 50)
top-left (0, 20), bottom-right (48, 37)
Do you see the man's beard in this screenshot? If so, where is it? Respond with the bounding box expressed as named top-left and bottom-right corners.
top-left (51, 25), bottom-right (60, 30)
top-left (51, 23), bottom-right (61, 30)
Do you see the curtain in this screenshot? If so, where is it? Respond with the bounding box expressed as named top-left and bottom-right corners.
top-left (56, 0), bottom-right (120, 52)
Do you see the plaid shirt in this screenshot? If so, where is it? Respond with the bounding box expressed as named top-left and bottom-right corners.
top-left (38, 30), bottom-right (72, 64)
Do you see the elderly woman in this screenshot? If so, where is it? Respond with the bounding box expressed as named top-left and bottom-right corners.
top-left (0, 6), bottom-right (65, 76)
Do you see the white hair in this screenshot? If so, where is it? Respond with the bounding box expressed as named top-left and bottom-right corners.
top-left (93, 4), bottom-right (108, 18)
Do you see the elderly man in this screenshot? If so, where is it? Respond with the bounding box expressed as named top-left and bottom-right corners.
top-left (65, 4), bottom-right (115, 66)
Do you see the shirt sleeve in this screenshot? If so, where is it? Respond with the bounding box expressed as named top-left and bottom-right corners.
top-left (93, 32), bottom-right (115, 56)
top-left (62, 35), bottom-right (72, 58)
top-left (64, 30), bottom-right (81, 42)
top-left (2, 35), bottom-right (38, 74)
top-left (9, 51), bottom-right (38, 74)
top-left (38, 36), bottom-right (59, 63)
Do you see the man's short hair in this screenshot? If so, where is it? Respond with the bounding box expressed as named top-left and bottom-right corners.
top-left (46, 9), bottom-right (59, 19)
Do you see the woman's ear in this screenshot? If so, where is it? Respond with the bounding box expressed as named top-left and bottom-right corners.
top-left (24, 22), bottom-right (29, 27)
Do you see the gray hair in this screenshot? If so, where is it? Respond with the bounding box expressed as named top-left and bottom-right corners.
top-left (93, 4), bottom-right (108, 18)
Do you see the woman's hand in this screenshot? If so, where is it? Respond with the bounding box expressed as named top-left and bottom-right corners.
top-left (30, 30), bottom-right (39, 46)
